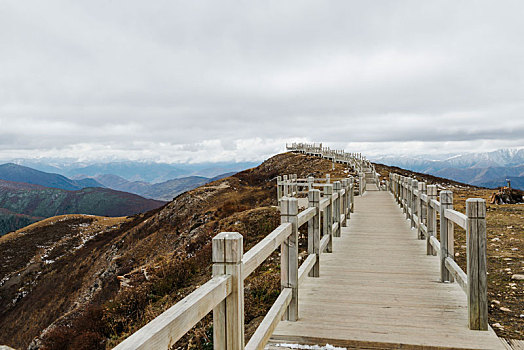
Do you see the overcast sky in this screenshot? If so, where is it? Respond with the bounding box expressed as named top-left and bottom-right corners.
top-left (1, 1), bottom-right (523, 163)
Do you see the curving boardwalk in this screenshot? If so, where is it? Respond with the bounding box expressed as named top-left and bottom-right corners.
top-left (269, 188), bottom-right (504, 349)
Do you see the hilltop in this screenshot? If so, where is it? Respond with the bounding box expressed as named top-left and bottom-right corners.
top-left (0, 152), bottom-right (521, 349)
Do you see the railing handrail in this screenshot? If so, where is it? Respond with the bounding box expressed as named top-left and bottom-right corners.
top-left (388, 172), bottom-right (488, 331)
top-left (114, 156), bottom-right (356, 349)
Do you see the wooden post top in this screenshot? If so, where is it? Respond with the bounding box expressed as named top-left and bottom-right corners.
top-left (466, 198), bottom-right (486, 218)
top-left (280, 197), bottom-right (298, 216)
top-left (212, 232), bottom-right (243, 263)
top-left (427, 184), bottom-right (437, 196)
top-left (418, 182), bottom-right (426, 191)
top-left (308, 189), bottom-right (320, 202)
top-left (440, 190), bottom-right (453, 204)
top-left (333, 181), bottom-right (341, 190)
top-left (324, 184), bottom-right (333, 194)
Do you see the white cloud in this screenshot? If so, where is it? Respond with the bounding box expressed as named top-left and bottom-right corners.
top-left (0, 0), bottom-right (523, 163)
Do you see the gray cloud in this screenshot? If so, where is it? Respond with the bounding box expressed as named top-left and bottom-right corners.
top-left (1, 0), bottom-right (523, 162)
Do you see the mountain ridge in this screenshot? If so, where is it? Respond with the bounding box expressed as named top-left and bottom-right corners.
top-left (372, 148), bottom-right (524, 190)
top-left (0, 163), bottom-right (105, 191)
top-left (0, 179), bottom-right (166, 236)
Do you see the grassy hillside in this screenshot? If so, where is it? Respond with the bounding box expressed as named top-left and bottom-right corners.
top-left (0, 152), bottom-right (348, 349)
top-left (0, 180), bottom-right (166, 235)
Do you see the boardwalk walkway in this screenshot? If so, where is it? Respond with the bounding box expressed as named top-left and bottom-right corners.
top-left (269, 188), bottom-right (503, 349)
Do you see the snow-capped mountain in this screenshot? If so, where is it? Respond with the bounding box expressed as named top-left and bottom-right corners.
top-left (371, 148), bottom-right (524, 190)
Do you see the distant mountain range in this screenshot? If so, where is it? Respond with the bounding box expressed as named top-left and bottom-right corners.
top-left (84, 172), bottom-right (235, 201)
top-left (0, 179), bottom-right (165, 235)
top-left (6, 159), bottom-right (259, 183)
top-left (0, 163), bottom-right (104, 191)
top-left (372, 148), bottom-right (524, 190)
top-left (0, 163), bottom-right (241, 235)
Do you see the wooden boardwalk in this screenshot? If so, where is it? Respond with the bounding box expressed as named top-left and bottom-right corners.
top-left (269, 189), bottom-right (504, 349)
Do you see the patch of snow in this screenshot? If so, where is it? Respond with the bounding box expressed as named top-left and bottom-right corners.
top-left (274, 344), bottom-right (346, 350)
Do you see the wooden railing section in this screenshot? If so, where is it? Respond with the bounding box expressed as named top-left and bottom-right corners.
top-left (388, 173), bottom-right (488, 331)
top-left (114, 174), bottom-right (355, 350)
top-left (286, 142), bottom-right (382, 189)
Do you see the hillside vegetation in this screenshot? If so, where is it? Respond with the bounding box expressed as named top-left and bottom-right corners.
top-left (0, 152), bottom-right (348, 349)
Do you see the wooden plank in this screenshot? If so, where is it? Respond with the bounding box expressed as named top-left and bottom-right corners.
top-left (297, 207), bottom-right (316, 227)
top-left (466, 198), bottom-right (488, 330)
top-left (212, 232), bottom-right (244, 349)
top-left (245, 288), bottom-right (292, 350)
top-left (242, 223), bottom-right (292, 279)
top-left (445, 257), bottom-right (468, 293)
top-left (114, 275), bottom-right (231, 350)
top-left (298, 254), bottom-right (317, 286)
top-left (319, 198), bottom-right (330, 211)
top-left (332, 222), bottom-right (339, 234)
top-left (430, 199), bottom-right (441, 211)
top-left (320, 234), bottom-right (330, 253)
top-left (500, 338), bottom-right (524, 350)
top-left (307, 189), bottom-right (321, 277)
top-left (280, 198), bottom-right (299, 321)
top-left (440, 191), bottom-right (453, 283)
top-left (444, 209), bottom-right (467, 230)
top-left (430, 236), bottom-right (441, 255)
top-left (420, 193), bottom-right (428, 203)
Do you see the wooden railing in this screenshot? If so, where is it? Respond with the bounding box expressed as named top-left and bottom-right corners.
top-left (389, 173), bottom-right (488, 331)
top-left (114, 176), bottom-right (354, 350)
top-left (276, 174), bottom-right (357, 205)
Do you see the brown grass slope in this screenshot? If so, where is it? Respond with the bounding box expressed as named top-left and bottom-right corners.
top-left (0, 153), bottom-right (349, 350)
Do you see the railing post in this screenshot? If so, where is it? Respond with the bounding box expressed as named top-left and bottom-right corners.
top-left (292, 174), bottom-right (298, 195)
top-left (323, 184), bottom-right (333, 253)
top-left (405, 178), bottom-right (411, 219)
top-left (397, 174), bottom-right (401, 204)
top-left (212, 232), bottom-right (244, 350)
top-left (341, 179), bottom-right (348, 226)
top-left (308, 189), bottom-right (321, 277)
top-left (466, 198), bottom-right (488, 330)
top-left (411, 179), bottom-right (418, 228)
top-left (283, 175), bottom-right (289, 197)
top-left (326, 174), bottom-right (330, 184)
top-left (417, 182), bottom-right (426, 239)
top-left (426, 185), bottom-right (437, 255)
top-left (277, 176), bottom-right (282, 202)
top-left (439, 190), bottom-right (454, 282)
top-left (280, 197), bottom-right (299, 321)
top-left (359, 172), bottom-right (364, 196)
top-left (349, 176), bottom-right (354, 213)
top-left (333, 181), bottom-right (341, 237)
top-left (307, 176), bottom-right (314, 190)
